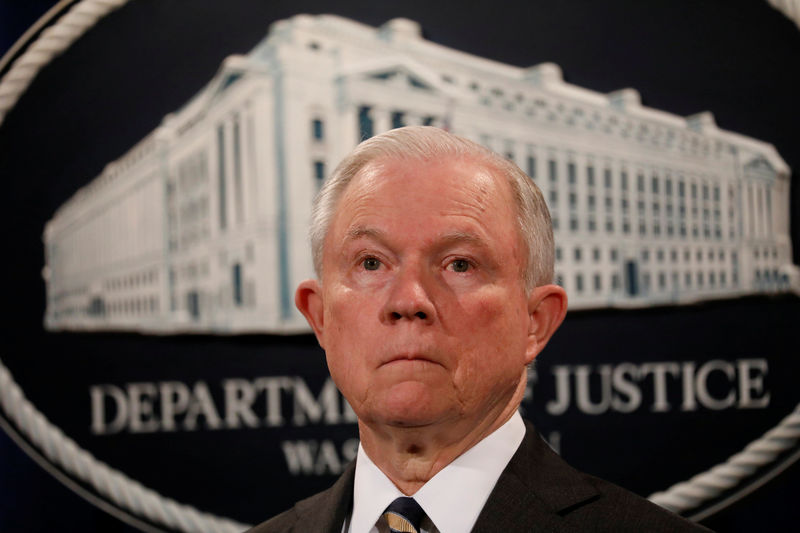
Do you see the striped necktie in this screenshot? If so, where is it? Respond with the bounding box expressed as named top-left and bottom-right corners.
top-left (383, 497), bottom-right (426, 533)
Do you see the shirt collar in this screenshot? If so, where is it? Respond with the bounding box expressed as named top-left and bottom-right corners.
top-left (350, 411), bottom-right (526, 533)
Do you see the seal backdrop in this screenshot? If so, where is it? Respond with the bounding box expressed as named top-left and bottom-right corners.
top-left (1, 1), bottom-right (799, 532)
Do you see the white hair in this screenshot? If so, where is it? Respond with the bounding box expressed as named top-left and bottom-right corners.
top-left (310, 126), bottom-right (554, 290)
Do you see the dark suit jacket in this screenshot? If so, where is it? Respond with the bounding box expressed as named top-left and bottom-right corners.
top-left (248, 421), bottom-right (711, 532)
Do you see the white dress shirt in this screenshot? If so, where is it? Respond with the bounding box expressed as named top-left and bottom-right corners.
top-left (345, 411), bottom-right (526, 533)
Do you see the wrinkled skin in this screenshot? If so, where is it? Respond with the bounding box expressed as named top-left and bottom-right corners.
top-left (296, 155), bottom-right (567, 492)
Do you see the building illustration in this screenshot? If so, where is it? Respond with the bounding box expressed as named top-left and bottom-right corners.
top-left (42, 14), bottom-right (797, 334)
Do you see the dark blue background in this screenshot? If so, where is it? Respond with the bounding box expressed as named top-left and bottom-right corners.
top-left (1, 1), bottom-right (799, 531)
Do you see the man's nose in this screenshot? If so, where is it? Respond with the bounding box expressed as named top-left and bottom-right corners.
top-left (381, 264), bottom-right (435, 324)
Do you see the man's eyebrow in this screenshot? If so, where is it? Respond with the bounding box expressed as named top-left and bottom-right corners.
top-left (437, 231), bottom-right (487, 247)
top-left (345, 227), bottom-right (487, 246)
top-left (345, 226), bottom-right (386, 241)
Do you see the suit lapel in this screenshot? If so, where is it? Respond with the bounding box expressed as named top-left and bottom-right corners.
top-left (472, 421), bottom-right (599, 532)
top-left (291, 461), bottom-right (356, 533)
top-left (287, 422), bottom-right (599, 532)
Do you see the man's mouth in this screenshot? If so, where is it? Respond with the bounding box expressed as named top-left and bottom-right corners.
top-left (381, 353), bottom-right (441, 367)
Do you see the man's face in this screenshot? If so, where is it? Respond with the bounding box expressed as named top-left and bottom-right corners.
top-left (298, 156), bottom-right (559, 432)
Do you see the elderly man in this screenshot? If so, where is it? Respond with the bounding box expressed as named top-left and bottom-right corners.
top-left (250, 126), bottom-right (708, 532)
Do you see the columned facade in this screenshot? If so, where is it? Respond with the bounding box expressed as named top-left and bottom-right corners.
top-left (43, 14), bottom-right (796, 333)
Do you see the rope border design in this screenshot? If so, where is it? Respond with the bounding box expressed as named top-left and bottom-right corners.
top-left (1, 0), bottom-right (799, 529)
top-left (2, 1), bottom-right (247, 529)
top-left (0, 357), bottom-right (249, 533)
top-left (0, 0), bottom-right (128, 127)
top-left (648, 403), bottom-right (800, 516)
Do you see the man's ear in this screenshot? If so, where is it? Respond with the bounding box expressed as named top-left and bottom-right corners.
top-left (295, 279), bottom-right (325, 348)
top-left (525, 284), bottom-right (568, 364)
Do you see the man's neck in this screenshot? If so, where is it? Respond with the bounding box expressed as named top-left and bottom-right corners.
top-left (357, 401), bottom-right (521, 495)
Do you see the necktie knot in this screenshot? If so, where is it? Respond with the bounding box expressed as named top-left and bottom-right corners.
top-left (383, 497), bottom-right (425, 533)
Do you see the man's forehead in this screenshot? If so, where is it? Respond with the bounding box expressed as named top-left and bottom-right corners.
top-left (325, 156), bottom-right (521, 252)
top-left (345, 154), bottom-right (507, 200)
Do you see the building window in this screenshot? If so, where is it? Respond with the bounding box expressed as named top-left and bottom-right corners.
top-left (587, 165), bottom-right (595, 187)
top-left (610, 248), bottom-right (618, 262)
top-left (549, 159), bottom-right (557, 182)
top-left (233, 116), bottom-right (244, 224)
top-left (216, 124), bottom-right (227, 231)
top-left (593, 248), bottom-right (601, 261)
top-left (594, 274), bottom-right (602, 292)
top-left (391, 111), bottom-right (405, 129)
top-left (568, 162), bottom-right (576, 184)
top-left (574, 247), bottom-right (582, 262)
top-left (313, 160), bottom-right (326, 188)
top-left (358, 106), bottom-right (374, 140)
top-left (527, 155), bottom-right (536, 179)
top-left (312, 118), bottom-right (324, 140)
top-left (555, 247), bottom-right (563, 262)
top-left (549, 190), bottom-right (558, 204)
top-left (576, 274), bottom-right (584, 293)
top-left (233, 263), bottom-right (243, 306)
top-left (604, 168), bottom-right (612, 188)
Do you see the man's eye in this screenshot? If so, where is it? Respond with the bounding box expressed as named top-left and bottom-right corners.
top-left (362, 257), bottom-right (381, 271)
top-left (449, 259), bottom-right (470, 272)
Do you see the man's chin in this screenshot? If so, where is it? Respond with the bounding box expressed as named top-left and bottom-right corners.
top-left (370, 388), bottom-right (453, 428)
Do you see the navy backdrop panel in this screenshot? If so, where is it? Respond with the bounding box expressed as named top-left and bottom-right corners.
top-left (1, 1), bottom-right (799, 532)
